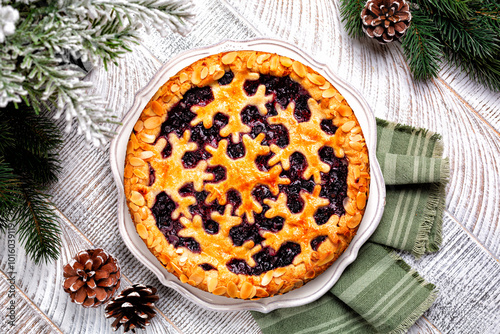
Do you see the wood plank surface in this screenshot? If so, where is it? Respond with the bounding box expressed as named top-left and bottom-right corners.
top-left (1, 1), bottom-right (499, 333)
top-left (220, 0), bottom-right (500, 258)
top-left (0, 271), bottom-right (61, 334)
top-left (402, 213), bottom-right (500, 333)
top-left (45, 42), bottom-right (261, 334)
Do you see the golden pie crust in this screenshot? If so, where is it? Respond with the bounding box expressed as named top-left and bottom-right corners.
top-left (124, 51), bottom-right (370, 299)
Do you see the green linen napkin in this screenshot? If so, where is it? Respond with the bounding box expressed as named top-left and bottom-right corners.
top-left (252, 119), bottom-right (449, 334)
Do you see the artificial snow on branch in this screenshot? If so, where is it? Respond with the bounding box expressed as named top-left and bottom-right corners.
top-left (0, 0), bottom-right (195, 146)
top-left (0, 0), bottom-right (195, 264)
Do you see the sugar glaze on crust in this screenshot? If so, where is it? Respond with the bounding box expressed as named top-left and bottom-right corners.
top-left (124, 51), bottom-right (370, 299)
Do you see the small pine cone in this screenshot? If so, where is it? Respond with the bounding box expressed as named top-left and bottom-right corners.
top-left (361, 0), bottom-right (412, 43)
top-left (105, 284), bottom-right (160, 333)
top-left (63, 249), bottom-right (121, 308)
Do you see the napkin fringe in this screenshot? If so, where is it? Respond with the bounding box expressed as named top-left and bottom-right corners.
top-left (377, 118), bottom-right (448, 257)
top-left (412, 179), bottom-right (447, 257)
top-left (376, 118), bottom-right (443, 146)
top-left (387, 288), bottom-right (438, 334)
top-left (386, 251), bottom-right (438, 334)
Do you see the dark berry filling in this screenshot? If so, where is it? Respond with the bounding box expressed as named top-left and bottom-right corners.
top-left (203, 219), bottom-right (219, 234)
top-left (251, 184), bottom-right (277, 204)
top-left (181, 113), bottom-right (229, 168)
top-left (254, 205), bottom-right (285, 233)
top-left (226, 189), bottom-right (242, 215)
top-left (226, 242), bottom-right (300, 275)
top-left (148, 163), bottom-right (156, 186)
top-left (206, 165), bottom-right (227, 183)
top-left (218, 70), bottom-right (234, 85)
top-left (151, 192), bottom-right (201, 253)
top-left (320, 119), bottom-right (338, 135)
top-left (241, 105), bottom-right (290, 148)
top-left (229, 220), bottom-right (264, 247)
top-left (255, 152), bottom-right (273, 172)
top-left (310, 235), bottom-right (327, 251)
top-left (179, 184), bottom-right (225, 221)
top-left (279, 152), bottom-right (315, 213)
top-left (199, 263), bottom-right (217, 271)
top-left (151, 74), bottom-right (350, 262)
top-left (226, 141), bottom-right (245, 159)
top-left (243, 74), bottom-right (311, 122)
top-left (158, 86), bottom-right (214, 158)
top-left (313, 146), bottom-right (348, 225)
top-left (229, 204), bottom-right (284, 247)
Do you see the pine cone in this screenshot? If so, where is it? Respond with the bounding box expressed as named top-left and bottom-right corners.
top-left (63, 249), bottom-right (121, 308)
top-left (105, 284), bottom-right (160, 333)
top-left (361, 0), bottom-right (411, 43)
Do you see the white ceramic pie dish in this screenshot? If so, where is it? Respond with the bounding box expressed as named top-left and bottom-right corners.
top-left (109, 38), bottom-right (385, 313)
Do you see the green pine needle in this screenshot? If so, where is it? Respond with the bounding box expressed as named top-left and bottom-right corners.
top-left (0, 160), bottom-right (21, 231)
top-left (0, 102), bottom-right (63, 263)
top-left (15, 188), bottom-right (61, 264)
top-left (452, 51), bottom-right (500, 91)
top-left (402, 13), bottom-right (443, 80)
top-left (432, 11), bottom-right (500, 60)
top-left (0, 104), bottom-right (62, 187)
top-left (414, 0), bottom-right (472, 21)
top-left (338, 0), bottom-right (500, 91)
top-left (339, 0), bottom-right (367, 39)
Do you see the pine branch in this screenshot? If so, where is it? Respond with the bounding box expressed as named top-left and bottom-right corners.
top-left (0, 56), bottom-right (27, 108)
top-left (0, 102), bottom-right (63, 262)
top-left (2, 0), bottom-right (195, 146)
top-left (431, 11), bottom-right (500, 60)
top-left (449, 48), bottom-right (500, 91)
top-left (0, 112), bottom-right (15, 153)
top-left (401, 12), bottom-right (443, 80)
top-left (339, 0), bottom-right (366, 38)
top-left (14, 187), bottom-right (61, 264)
top-left (1, 103), bottom-right (62, 186)
top-left (79, 16), bottom-right (138, 70)
top-left (0, 160), bottom-right (21, 231)
top-left (473, 1), bottom-right (500, 31)
top-left (414, 0), bottom-right (472, 20)
top-left (64, 0), bottom-right (196, 37)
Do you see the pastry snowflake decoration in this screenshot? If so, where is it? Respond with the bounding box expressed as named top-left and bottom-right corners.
top-left (124, 51), bottom-right (370, 299)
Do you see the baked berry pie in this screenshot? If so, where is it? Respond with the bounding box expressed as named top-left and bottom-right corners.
top-left (124, 51), bottom-right (370, 299)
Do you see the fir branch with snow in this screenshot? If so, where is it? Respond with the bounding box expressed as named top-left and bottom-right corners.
top-left (0, 0), bottom-right (194, 145)
top-left (0, 0), bottom-right (194, 263)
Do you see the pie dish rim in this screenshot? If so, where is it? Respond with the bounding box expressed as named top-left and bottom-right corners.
top-left (109, 38), bottom-right (386, 313)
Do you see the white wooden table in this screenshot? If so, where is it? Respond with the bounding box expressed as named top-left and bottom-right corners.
top-left (1, 1), bottom-right (499, 333)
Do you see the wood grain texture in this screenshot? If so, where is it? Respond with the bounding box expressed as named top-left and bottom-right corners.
top-left (407, 318), bottom-right (442, 334)
top-left (222, 0), bottom-right (500, 261)
top-left (2, 1), bottom-right (499, 334)
top-left (438, 63), bottom-right (500, 133)
top-left (0, 271), bottom-right (62, 334)
top-left (0, 210), bottom-right (179, 334)
top-left (45, 42), bottom-right (260, 333)
top-left (402, 213), bottom-right (500, 333)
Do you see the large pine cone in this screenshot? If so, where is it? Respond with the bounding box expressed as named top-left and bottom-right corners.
top-left (63, 249), bottom-right (121, 307)
top-left (105, 284), bottom-right (160, 333)
top-left (361, 0), bottom-right (412, 43)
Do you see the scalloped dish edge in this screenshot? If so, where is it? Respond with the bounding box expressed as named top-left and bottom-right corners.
top-left (109, 38), bottom-right (386, 313)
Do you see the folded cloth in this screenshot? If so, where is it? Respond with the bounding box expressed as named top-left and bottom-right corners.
top-left (252, 118), bottom-right (449, 334)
